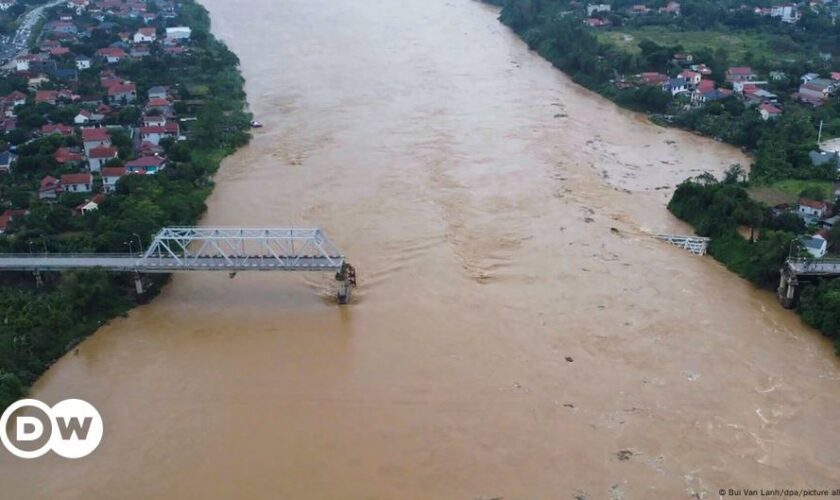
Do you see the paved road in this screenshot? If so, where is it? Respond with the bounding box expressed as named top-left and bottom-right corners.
top-left (0, 0), bottom-right (64, 67)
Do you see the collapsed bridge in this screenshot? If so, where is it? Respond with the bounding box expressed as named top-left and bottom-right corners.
top-left (0, 227), bottom-right (357, 304)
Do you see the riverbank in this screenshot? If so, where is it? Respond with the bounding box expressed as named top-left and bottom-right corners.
top-left (0, 0), bottom-right (251, 410)
top-left (486, 0), bottom-right (840, 354)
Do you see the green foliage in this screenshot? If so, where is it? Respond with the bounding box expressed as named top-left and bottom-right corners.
top-left (798, 280), bottom-right (840, 354)
top-left (669, 177), bottom-right (840, 351)
top-left (0, 0), bottom-right (250, 410)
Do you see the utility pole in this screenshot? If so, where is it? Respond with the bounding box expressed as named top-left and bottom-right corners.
top-left (818, 120), bottom-right (824, 147)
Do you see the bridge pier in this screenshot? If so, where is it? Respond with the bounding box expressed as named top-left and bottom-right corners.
top-left (134, 273), bottom-right (144, 295)
top-left (336, 263), bottom-right (357, 305)
top-left (33, 270), bottom-right (43, 288)
top-left (778, 268), bottom-right (798, 309)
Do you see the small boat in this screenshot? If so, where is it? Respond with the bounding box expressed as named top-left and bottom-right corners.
top-left (250, 120), bottom-right (263, 128)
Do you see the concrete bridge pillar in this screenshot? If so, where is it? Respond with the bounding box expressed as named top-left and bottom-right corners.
top-left (778, 268), bottom-right (798, 309)
top-left (335, 263), bottom-right (356, 305)
top-left (134, 274), bottom-right (144, 295)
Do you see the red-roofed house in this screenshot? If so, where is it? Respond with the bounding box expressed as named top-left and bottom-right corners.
top-left (639, 72), bottom-right (669, 86)
top-left (61, 172), bottom-right (93, 193)
top-left (798, 198), bottom-right (829, 219)
top-left (41, 123), bottom-right (74, 136)
top-left (133, 27), bottom-right (156, 43)
top-left (55, 147), bottom-right (84, 164)
top-left (76, 193), bottom-right (106, 214)
top-left (678, 70), bottom-right (701, 87)
top-left (95, 47), bottom-right (126, 64)
top-left (142, 114), bottom-right (166, 127)
top-left (0, 209), bottom-right (28, 235)
top-left (101, 166), bottom-right (127, 192)
top-left (126, 155), bottom-right (166, 174)
top-left (3, 91), bottom-right (27, 110)
top-left (107, 82), bottom-right (136, 104)
top-left (35, 90), bottom-right (59, 104)
top-left (145, 97), bottom-right (172, 115)
top-left (725, 66), bottom-right (755, 83)
top-left (39, 175), bottom-right (63, 199)
top-left (88, 145), bottom-right (118, 172)
top-left (82, 127), bottom-right (111, 155)
top-left (759, 102), bottom-right (782, 120)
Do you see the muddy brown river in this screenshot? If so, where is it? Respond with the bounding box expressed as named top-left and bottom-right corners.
top-left (2, 0), bottom-right (839, 498)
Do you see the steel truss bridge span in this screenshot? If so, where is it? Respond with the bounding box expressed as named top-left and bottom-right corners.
top-left (0, 227), bottom-right (357, 304)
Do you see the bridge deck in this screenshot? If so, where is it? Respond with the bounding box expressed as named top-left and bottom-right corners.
top-left (0, 255), bottom-right (345, 273)
top-left (787, 259), bottom-right (840, 276)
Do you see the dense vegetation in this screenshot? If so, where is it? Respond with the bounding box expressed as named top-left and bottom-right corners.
top-left (669, 174), bottom-right (840, 352)
top-left (491, 0), bottom-right (840, 183)
top-left (0, 0), bottom-right (251, 409)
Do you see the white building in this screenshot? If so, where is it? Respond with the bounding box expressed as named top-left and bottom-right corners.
top-left (166, 27), bottom-right (192, 40)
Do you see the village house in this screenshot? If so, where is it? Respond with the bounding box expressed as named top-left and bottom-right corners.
top-left (130, 45), bottom-right (151, 58)
top-left (147, 86), bottom-right (168, 100)
top-left (663, 76), bottom-right (688, 95)
top-left (38, 175), bottom-right (62, 199)
top-left (82, 127), bottom-right (111, 155)
top-left (166, 26), bottom-right (191, 40)
top-left (74, 109), bottom-right (105, 125)
top-left (2, 91), bottom-right (27, 115)
top-left (75, 56), bottom-right (91, 70)
top-left (145, 97), bottom-right (172, 115)
top-left (54, 147), bottom-right (84, 165)
top-left (88, 145), bottom-right (118, 172)
top-left (60, 172), bottom-right (93, 193)
top-left (133, 27), bottom-right (157, 43)
top-left (759, 102), bottom-right (782, 120)
top-left (659, 1), bottom-right (680, 14)
top-left (725, 66), bottom-right (756, 83)
top-left (678, 70), bottom-right (701, 87)
top-left (76, 193), bottom-right (106, 214)
top-left (126, 155), bottom-right (166, 174)
top-left (107, 82), bottom-right (137, 104)
top-left (771, 4), bottom-right (800, 23)
top-left (0, 151), bottom-right (15, 173)
top-left (799, 78), bottom-right (835, 104)
top-left (586, 3), bottom-right (611, 15)
top-left (101, 166), bottom-right (127, 193)
top-left (801, 72), bottom-right (820, 84)
top-left (35, 90), bottom-right (59, 104)
top-left (41, 123), bottom-right (74, 136)
top-left (585, 18), bottom-right (611, 27)
top-left (629, 4), bottom-right (650, 15)
top-left (799, 234), bottom-right (827, 258)
top-left (639, 72), bottom-right (669, 86)
top-left (0, 209), bottom-right (29, 235)
top-left (142, 113), bottom-right (166, 127)
top-left (798, 198), bottom-right (830, 222)
top-left (673, 53), bottom-right (693, 65)
top-left (95, 47), bottom-right (126, 64)
top-left (810, 150), bottom-right (840, 169)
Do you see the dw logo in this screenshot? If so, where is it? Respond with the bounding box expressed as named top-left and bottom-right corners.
top-left (0, 399), bottom-right (103, 459)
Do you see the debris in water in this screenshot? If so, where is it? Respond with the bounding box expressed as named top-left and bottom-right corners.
top-left (616, 450), bottom-right (633, 461)
top-left (565, 356), bottom-right (574, 362)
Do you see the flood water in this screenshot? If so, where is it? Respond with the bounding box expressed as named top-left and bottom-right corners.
top-left (2, 0), bottom-right (839, 498)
